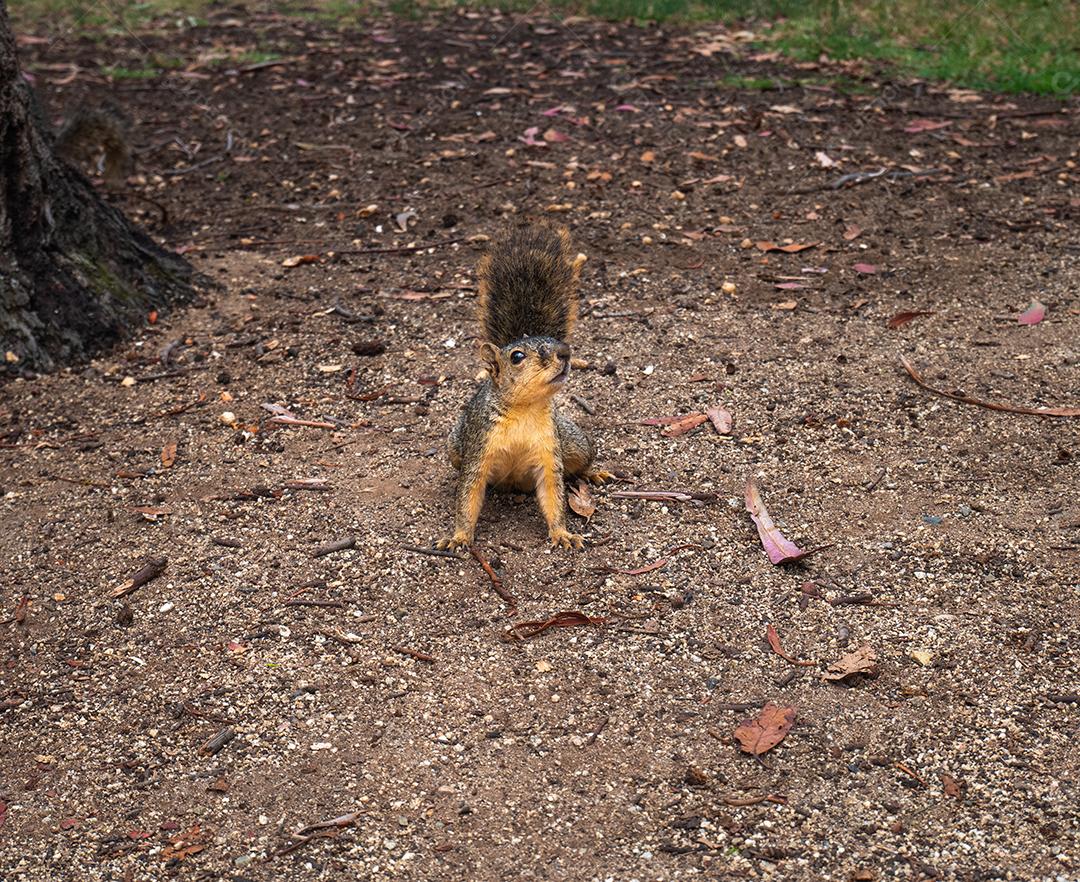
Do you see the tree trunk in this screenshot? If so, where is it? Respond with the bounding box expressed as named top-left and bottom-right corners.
top-left (0, 3), bottom-right (195, 374)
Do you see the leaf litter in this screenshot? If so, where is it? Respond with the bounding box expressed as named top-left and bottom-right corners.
top-left (734, 702), bottom-right (797, 756)
top-left (745, 479), bottom-right (829, 565)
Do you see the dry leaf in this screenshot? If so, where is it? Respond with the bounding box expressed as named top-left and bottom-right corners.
top-left (942, 773), bottom-right (963, 799)
top-left (568, 480), bottom-right (596, 519)
top-left (887, 310), bottom-right (934, 329)
top-left (755, 241), bottom-right (820, 253)
top-left (640, 149), bottom-right (656, 163)
top-left (910, 649), bottom-right (933, 666)
top-left (734, 702), bottom-right (796, 755)
top-left (132, 505), bottom-right (171, 521)
top-left (853, 262), bottom-right (878, 274)
top-left (706, 406), bottom-right (732, 435)
top-left (904, 119), bottom-right (951, 133)
top-left (281, 254), bottom-right (320, 268)
top-left (745, 479), bottom-right (826, 565)
top-left (822, 644), bottom-right (879, 681)
top-left (161, 441), bottom-right (177, 469)
top-left (772, 300), bottom-right (798, 311)
top-left (661, 413), bottom-right (708, 437)
top-left (766, 624), bottom-right (815, 666)
top-left (842, 223), bottom-right (863, 241)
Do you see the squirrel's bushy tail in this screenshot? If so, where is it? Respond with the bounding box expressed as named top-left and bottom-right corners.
top-left (477, 224), bottom-right (583, 347)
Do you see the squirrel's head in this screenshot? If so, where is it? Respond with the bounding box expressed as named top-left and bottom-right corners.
top-left (480, 336), bottom-right (571, 405)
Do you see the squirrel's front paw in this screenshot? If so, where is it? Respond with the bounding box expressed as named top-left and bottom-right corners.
top-left (436, 532), bottom-right (471, 552)
top-left (584, 469), bottom-right (615, 485)
top-left (549, 528), bottom-right (584, 550)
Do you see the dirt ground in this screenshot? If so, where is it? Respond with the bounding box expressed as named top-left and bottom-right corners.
top-left (2, 8), bottom-right (1079, 881)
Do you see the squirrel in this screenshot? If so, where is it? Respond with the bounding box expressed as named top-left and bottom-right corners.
top-left (53, 105), bottom-right (134, 184)
top-left (438, 223), bottom-right (612, 552)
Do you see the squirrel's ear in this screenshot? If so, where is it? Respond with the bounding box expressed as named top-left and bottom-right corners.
top-left (479, 342), bottom-right (501, 381)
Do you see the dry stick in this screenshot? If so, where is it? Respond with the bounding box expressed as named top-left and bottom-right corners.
top-left (312, 537), bottom-right (356, 558)
top-left (110, 557), bottom-right (167, 598)
top-left (899, 355), bottom-right (1080, 417)
top-left (283, 599), bottom-right (345, 609)
top-left (585, 715), bottom-right (609, 746)
top-left (277, 811), bottom-right (361, 857)
top-left (401, 544), bottom-right (460, 560)
top-left (469, 544), bottom-right (516, 608)
top-left (570, 394), bottom-right (596, 415)
top-left (723, 793), bottom-right (787, 807)
top-left (394, 645), bottom-right (435, 664)
top-left (200, 727), bottom-right (236, 756)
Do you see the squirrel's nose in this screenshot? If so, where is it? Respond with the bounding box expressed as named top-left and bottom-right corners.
top-left (555, 342), bottom-right (570, 362)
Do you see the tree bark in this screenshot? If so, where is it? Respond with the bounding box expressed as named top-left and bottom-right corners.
top-left (0, 3), bottom-right (196, 373)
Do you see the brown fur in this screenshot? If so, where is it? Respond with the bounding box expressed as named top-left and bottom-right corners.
top-left (438, 224), bottom-right (607, 552)
top-left (476, 223), bottom-right (582, 347)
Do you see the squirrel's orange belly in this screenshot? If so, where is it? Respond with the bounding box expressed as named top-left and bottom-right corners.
top-left (486, 447), bottom-right (542, 492)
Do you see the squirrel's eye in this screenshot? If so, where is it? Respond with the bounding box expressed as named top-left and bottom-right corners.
top-left (510, 351), bottom-right (526, 365)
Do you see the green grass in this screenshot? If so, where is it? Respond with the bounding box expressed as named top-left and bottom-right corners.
top-left (10, 0), bottom-right (1079, 95)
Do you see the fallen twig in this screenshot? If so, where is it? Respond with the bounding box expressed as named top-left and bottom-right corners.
top-left (570, 394), bottom-right (596, 415)
top-left (600, 558), bottom-right (668, 576)
top-left (610, 489), bottom-right (716, 503)
top-left (276, 811), bottom-right (361, 857)
top-left (283, 599), bottom-right (345, 608)
top-left (394, 645), bottom-right (435, 664)
top-left (200, 727), bottom-right (236, 756)
top-left (585, 715), bottom-right (609, 746)
top-left (722, 793), bottom-right (787, 807)
top-left (312, 537), bottom-right (356, 558)
top-left (401, 544), bottom-right (460, 560)
top-left (110, 557), bottom-right (167, 598)
top-left (900, 356), bottom-right (1080, 417)
top-left (469, 544), bottom-right (516, 608)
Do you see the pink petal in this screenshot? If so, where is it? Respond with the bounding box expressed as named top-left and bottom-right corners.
top-left (745, 479), bottom-right (825, 565)
top-left (853, 263), bottom-right (878, 274)
top-left (1017, 300), bottom-right (1046, 325)
top-left (518, 126), bottom-right (545, 147)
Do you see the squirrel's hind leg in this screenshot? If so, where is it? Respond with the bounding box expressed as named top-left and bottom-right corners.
top-left (557, 412), bottom-right (612, 485)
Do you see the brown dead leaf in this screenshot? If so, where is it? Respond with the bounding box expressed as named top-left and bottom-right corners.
top-left (887, 310), bottom-right (935, 329)
top-left (942, 773), bottom-right (963, 799)
top-left (706, 405), bottom-right (732, 435)
top-left (281, 254), bottom-right (320, 268)
top-left (734, 702), bottom-right (796, 756)
top-left (132, 505), bottom-right (171, 521)
top-left (661, 413), bottom-right (708, 437)
top-left (640, 149), bottom-right (656, 163)
top-left (842, 223), bottom-right (863, 241)
top-left (568, 480), bottom-right (596, 519)
top-left (161, 441), bottom-right (177, 469)
top-left (766, 624), bottom-right (816, 666)
top-left (822, 644), bottom-right (879, 681)
top-left (755, 241), bottom-right (820, 253)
